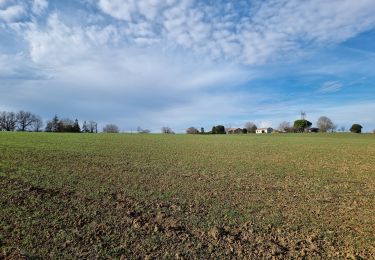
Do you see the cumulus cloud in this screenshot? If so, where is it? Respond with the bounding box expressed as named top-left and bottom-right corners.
top-left (0, 12), bottom-right (252, 130)
top-left (0, 4), bottom-right (25, 22)
top-left (96, 0), bottom-right (375, 64)
top-left (25, 13), bottom-right (91, 65)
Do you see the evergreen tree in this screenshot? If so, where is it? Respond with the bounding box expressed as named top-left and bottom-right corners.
top-left (293, 119), bottom-right (312, 132)
top-left (73, 119), bottom-right (81, 133)
top-left (51, 115), bottom-right (60, 132)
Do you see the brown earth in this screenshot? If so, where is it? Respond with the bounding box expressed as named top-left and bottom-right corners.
top-left (1, 176), bottom-right (371, 259)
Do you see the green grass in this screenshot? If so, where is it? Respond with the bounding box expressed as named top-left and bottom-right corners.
top-left (0, 132), bottom-right (374, 257)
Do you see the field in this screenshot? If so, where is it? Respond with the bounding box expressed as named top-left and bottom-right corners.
top-left (0, 132), bottom-right (374, 258)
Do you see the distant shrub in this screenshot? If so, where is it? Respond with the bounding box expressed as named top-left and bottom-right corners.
top-left (161, 127), bottom-right (174, 134)
top-left (350, 124), bottom-right (362, 133)
top-left (211, 125), bottom-right (226, 134)
top-left (103, 124), bottom-right (120, 133)
top-left (186, 127), bottom-right (199, 134)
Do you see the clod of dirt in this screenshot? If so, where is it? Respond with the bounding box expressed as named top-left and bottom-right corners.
top-left (208, 226), bottom-right (227, 240)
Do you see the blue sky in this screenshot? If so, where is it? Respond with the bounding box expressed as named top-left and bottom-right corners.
top-left (0, 0), bottom-right (374, 132)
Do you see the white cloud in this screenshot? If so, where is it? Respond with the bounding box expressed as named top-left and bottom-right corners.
top-left (95, 0), bottom-right (375, 65)
top-left (97, 0), bottom-right (179, 22)
top-left (32, 0), bottom-right (48, 15)
top-left (98, 0), bottom-right (136, 21)
top-left (0, 4), bottom-right (25, 22)
top-left (25, 13), bottom-right (90, 65)
top-left (4, 13), bottom-right (252, 130)
top-left (319, 81), bottom-right (343, 93)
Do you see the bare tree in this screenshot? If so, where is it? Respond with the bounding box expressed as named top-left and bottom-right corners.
top-left (317, 116), bottom-right (335, 132)
top-left (0, 111), bottom-right (17, 131)
top-left (87, 121), bottom-right (98, 133)
top-left (186, 127), bottom-right (199, 134)
top-left (32, 115), bottom-right (44, 132)
top-left (244, 122), bottom-right (257, 133)
top-left (339, 126), bottom-right (346, 132)
top-left (161, 126), bottom-right (174, 134)
top-left (278, 121), bottom-right (290, 132)
top-left (103, 124), bottom-right (119, 133)
top-left (16, 110), bottom-right (38, 131)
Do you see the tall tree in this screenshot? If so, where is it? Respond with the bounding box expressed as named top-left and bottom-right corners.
top-left (16, 110), bottom-right (37, 131)
top-left (87, 121), bottom-right (97, 133)
top-left (73, 119), bottom-right (81, 133)
top-left (317, 116), bottom-right (335, 132)
top-left (244, 122), bottom-right (257, 133)
top-left (0, 111), bottom-right (17, 131)
top-left (45, 115), bottom-right (69, 132)
top-left (51, 115), bottom-right (60, 132)
top-left (293, 119), bottom-right (312, 132)
top-left (32, 115), bottom-right (44, 132)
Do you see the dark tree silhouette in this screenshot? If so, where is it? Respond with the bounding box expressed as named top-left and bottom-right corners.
top-left (293, 119), bottom-right (312, 132)
top-left (0, 111), bottom-right (17, 131)
top-left (212, 125), bottom-right (225, 134)
top-left (350, 124), bottom-right (363, 133)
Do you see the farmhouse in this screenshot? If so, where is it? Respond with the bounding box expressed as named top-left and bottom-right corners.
top-left (256, 127), bottom-right (273, 134)
top-left (226, 128), bottom-right (242, 134)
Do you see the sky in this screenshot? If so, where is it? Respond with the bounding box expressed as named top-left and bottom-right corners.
top-left (0, 0), bottom-right (374, 133)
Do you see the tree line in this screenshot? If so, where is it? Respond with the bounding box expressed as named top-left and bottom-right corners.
top-left (185, 116), bottom-right (365, 134)
top-left (0, 111), bottom-right (119, 133)
top-left (0, 110), bottom-right (368, 134)
top-left (0, 111), bottom-right (43, 132)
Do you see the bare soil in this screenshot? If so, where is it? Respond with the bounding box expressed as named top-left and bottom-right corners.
top-left (1, 176), bottom-right (371, 259)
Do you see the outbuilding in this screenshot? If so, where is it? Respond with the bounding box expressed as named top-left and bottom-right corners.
top-left (226, 128), bottom-right (243, 134)
top-left (256, 127), bottom-right (273, 134)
